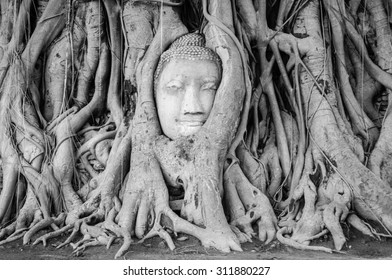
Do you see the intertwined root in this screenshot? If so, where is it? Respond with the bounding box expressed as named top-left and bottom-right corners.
top-left (369, 130), bottom-right (392, 187)
top-left (224, 162), bottom-right (277, 244)
top-left (113, 151), bottom-right (241, 258)
top-left (0, 189), bottom-right (40, 245)
top-left (2, 0), bottom-right (392, 260)
top-left (277, 171), bottom-right (349, 252)
top-left (269, 0), bottom-right (392, 253)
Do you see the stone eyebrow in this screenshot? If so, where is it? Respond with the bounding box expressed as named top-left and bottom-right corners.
top-left (202, 77), bottom-right (219, 83)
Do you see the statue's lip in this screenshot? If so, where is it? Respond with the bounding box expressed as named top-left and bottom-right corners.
top-left (177, 120), bottom-right (205, 126)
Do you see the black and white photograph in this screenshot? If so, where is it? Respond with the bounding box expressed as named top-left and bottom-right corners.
top-left (0, 0), bottom-right (390, 279)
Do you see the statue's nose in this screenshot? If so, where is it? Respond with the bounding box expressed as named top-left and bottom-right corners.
top-left (181, 85), bottom-right (203, 115)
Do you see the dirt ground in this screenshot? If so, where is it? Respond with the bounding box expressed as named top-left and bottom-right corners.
top-left (0, 226), bottom-right (391, 260)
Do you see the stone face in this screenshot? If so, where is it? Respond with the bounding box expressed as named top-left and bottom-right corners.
top-left (155, 58), bottom-right (221, 139)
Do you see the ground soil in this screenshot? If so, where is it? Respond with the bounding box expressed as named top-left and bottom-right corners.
top-left (0, 225), bottom-right (391, 260)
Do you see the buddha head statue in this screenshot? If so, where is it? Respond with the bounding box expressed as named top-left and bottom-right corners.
top-left (154, 33), bottom-right (222, 140)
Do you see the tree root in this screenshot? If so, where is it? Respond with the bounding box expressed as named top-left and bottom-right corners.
top-left (76, 130), bottom-right (116, 161)
top-left (33, 224), bottom-right (73, 247)
top-left (0, 229), bottom-right (28, 246)
top-left (230, 225), bottom-right (253, 243)
top-left (224, 161), bottom-right (255, 240)
top-left (322, 203), bottom-right (347, 251)
top-left (23, 213), bottom-right (66, 245)
top-left (224, 161), bottom-right (277, 244)
top-left (368, 138), bottom-right (392, 186)
top-left (236, 143), bottom-right (267, 193)
top-left (138, 212), bottom-right (176, 250)
top-left (0, 222), bottom-right (17, 240)
top-left (116, 156), bottom-right (243, 258)
top-left (236, 165), bottom-right (276, 243)
top-left (71, 235), bottom-right (116, 256)
top-left (2, 0), bottom-right (392, 261)
top-left (277, 227), bottom-right (336, 254)
top-left (69, 221), bottom-right (116, 255)
top-left (347, 214), bottom-right (378, 240)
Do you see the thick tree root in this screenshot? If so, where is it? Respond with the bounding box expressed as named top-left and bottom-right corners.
top-left (322, 203), bottom-right (347, 251)
top-left (116, 166), bottom-right (242, 258)
top-left (224, 162), bottom-right (277, 244)
top-left (2, 0), bottom-right (392, 260)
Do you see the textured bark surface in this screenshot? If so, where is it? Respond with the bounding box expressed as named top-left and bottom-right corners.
top-left (0, 0), bottom-right (392, 258)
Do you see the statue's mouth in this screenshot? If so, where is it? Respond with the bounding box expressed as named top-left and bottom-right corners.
top-left (178, 120), bottom-right (204, 127)
top-left (177, 117), bottom-right (206, 127)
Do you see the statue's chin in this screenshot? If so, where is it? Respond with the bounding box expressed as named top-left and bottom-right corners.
top-left (179, 123), bottom-right (203, 136)
top-left (162, 122), bottom-right (205, 140)
top-left (165, 124), bottom-right (202, 139)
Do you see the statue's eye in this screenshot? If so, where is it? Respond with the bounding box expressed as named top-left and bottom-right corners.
top-left (201, 82), bottom-right (217, 92)
top-left (166, 81), bottom-right (183, 91)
